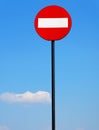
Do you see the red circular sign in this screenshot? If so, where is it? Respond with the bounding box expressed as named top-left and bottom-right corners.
top-left (34, 5), bottom-right (72, 41)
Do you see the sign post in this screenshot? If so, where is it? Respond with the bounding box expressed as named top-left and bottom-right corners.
top-left (51, 40), bottom-right (55, 130)
top-left (34, 5), bottom-right (72, 130)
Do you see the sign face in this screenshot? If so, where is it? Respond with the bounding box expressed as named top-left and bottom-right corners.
top-left (34, 5), bottom-right (72, 41)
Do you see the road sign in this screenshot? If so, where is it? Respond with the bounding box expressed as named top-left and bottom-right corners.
top-left (34, 5), bottom-right (72, 41)
top-left (34, 5), bottom-right (72, 130)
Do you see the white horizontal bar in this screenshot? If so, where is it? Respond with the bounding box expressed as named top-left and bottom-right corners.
top-left (38, 18), bottom-right (68, 28)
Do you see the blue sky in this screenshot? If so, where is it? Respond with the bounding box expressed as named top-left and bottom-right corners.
top-left (0, 0), bottom-right (99, 130)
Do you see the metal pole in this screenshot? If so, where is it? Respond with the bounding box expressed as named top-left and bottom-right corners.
top-left (51, 40), bottom-right (55, 130)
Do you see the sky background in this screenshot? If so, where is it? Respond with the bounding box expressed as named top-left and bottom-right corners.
top-left (0, 0), bottom-right (99, 130)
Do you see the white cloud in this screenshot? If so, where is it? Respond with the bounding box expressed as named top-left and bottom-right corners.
top-left (0, 125), bottom-right (9, 130)
top-left (0, 91), bottom-right (51, 104)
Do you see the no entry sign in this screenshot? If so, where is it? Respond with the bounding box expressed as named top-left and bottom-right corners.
top-left (34, 5), bottom-right (72, 41)
top-left (34, 5), bottom-right (72, 130)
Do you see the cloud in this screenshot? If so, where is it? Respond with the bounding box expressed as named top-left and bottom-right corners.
top-left (0, 91), bottom-right (51, 104)
top-left (0, 125), bottom-right (9, 130)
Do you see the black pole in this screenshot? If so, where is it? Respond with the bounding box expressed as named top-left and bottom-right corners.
top-left (51, 40), bottom-right (55, 130)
